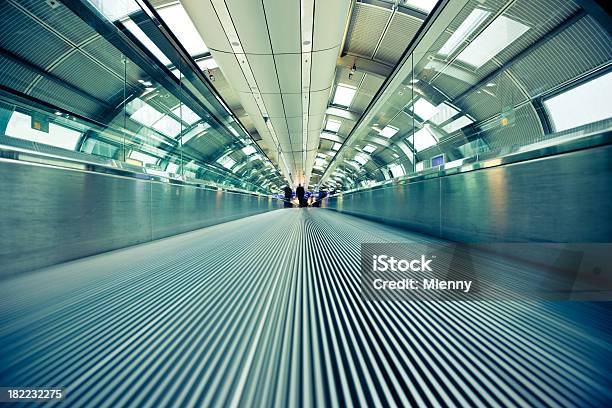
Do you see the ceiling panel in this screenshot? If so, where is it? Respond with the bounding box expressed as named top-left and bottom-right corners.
top-left (263, 0), bottom-right (301, 53)
top-left (309, 89), bottom-right (332, 115)
top-left (313, 0), bottom-right (351, 50)
top-left (374, 12), bottom-right (422, 65)
top-left (225, 0), bottom-right (271, 54)
top-left (215, 53), bottom-right (250, 92)
top-left (286, 117), bottom-right (303, 133)
top-left (311, 47), bottom-right (340, 91)
top-left (281, 93), bottom-right (303, 117)
top-left (275, 54), bottom-right (302, 93)
top-left (307, 114), bottom-right (325, 131)
top-left (183, 0), bottom-right (232, 52)
top-left (344, 3), bottom-right (390, 58)
top-left (247, 54), bottom-right (280, 93)
top-left (261, 93), bottom-right (285, 116)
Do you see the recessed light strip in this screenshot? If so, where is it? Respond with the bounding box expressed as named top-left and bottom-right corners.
top-left (301, 0), bottom-right (314, 185)
top-left (209, 0), bottom-right (289, 183)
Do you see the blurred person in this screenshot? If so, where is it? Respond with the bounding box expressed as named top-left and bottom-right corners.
top-left (296, 184), bottom-right (306, 207)
top-left (283, 186), bottom-right (293, 208)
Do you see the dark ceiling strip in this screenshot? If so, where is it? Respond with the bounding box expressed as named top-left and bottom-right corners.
top-left (574, 0), bottom-right (612, 36)
top-left (0, 49), bottom-right (111, 108)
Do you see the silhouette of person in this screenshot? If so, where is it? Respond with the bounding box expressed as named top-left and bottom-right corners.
top-left (283, 186), bottom-right (293, 208)
top-left (296, 184), bottom-right (306, 208)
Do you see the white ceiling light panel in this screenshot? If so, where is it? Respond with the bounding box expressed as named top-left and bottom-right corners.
top-left (457, 15), bottom-right (529, 68)
top-left (326, 118), bottom-right (342, 132)
top-left (157, 4), bottom-right (209, 56)
top-left (438, 8), bottom-right (490, 57)
top-left (333, 84), bottom-right (357, 107)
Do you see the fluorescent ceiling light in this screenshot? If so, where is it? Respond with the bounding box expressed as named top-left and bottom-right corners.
top-left (333, 84), bottom-right (357, 107)
top-left (438, 8), bottom-right (490, 56)
top-left (403, 0), bottom-right (438, 13)
top-left (166, 162), bottom-right (179, 173)
top-left (88, 0), bottom-right (140, 21)
top-left (346, 161), bottom-right (360, 171)
top-left (129, 150), bottom-right (158, 165)
top-left (242, 145), bottom-right (256, 156)
top-left (153, 115), bottom-right (182, 137)
top-left (320, 131), bottom-right (339, 141)
top-left (332, 142), bottom-right (342, 151)
top-left (179, 125), bottom-right (207, 144)
top-left (123, 19), bottom-right (172, 66)
top-left (354, 153), bottom-right (370, 165)
top-left (315, 157), bottom-right (327, 167)
top-left (171, 105), bottom-right (200, 125)
top-left (379, 125), bottom-right (399, 138)
top-left (544, 72), bottom-right (612, 132)
top-left (130, 103), bottom-right (164, 126)
top-left (197, 58), bottom-right (218, 70)
top-left (412, 126), bottom-right (438, 151)
top-left (363, 144), bottom-right (377, 153)
top-left (429, 102), bottom-right (459, 125)
top-left (157, 4), bottom-right (208, 56)
top-left (325, 118), bottom-right (342, 132)
top-left (217, 155), bottom-right (236, 169)
top-left (227, 125), bottom-right (240, 137)
top-left (388, 163), bottom-right (405, 178)
top-left (412, 98), bottom-right (439, 121)
top-left (442, 115), bottom-right (473, 133)
top-left (457, 15), bottom-right (529, 68)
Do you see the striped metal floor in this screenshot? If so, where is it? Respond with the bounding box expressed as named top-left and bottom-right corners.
top-left (0, 209), bottom-right (610, 407)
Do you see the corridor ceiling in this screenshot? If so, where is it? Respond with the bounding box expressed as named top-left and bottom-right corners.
top-left (181, 0), bottom-right (426, 187)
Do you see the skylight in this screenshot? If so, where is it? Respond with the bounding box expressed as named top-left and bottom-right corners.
top-left (88, 0), bottom-right (140, 22)
top-left (129, 150), bottom-right (158, 165)
top-left (325, 118), bottom-right (342, 132)
top-left (412, 126), bottom-right (438, 151)
top-left (333, 84), bottom-right (357, 107)
top-left (442, 115), bottom-right (473, 133)
top-left (412, 98), bottom-right (439, 121)
top-left (123, 19), bottom-right (172, 66)
top-left (388, 163), bottom-right (405, 178)
top-left (157, 4), bottom-right (208, 56)
top-left (457, 15), bottom-right (529, 68)
top-left (315, 157), bottom-right (327, 167)
top-left (227, 125), bottom-right (240, 137)
top-left (429, 102), bottom-right (459, 125)
top-left (217, 155), bottom-right (236, 170)
top-left (544, 72), bottom-right (612, 132)
top-left (242, 145), bottom-right (256, 156)
top-left (166, 162), bottom-right (179, 173)
top-left (363, 144), bottom-right (377, 153)
top-left (171, 105), bottom-right (200, 125)
top-left (153, 115), bottom-right (182, 137)
top-left (197, 58), bottom-right (218, 70)
top-left (403, 0), bottom-right (438, 13)
top-left (354, 153), bottom-right (370, 165)
top-left (379, 125), bottom-right (399, 138)
top-left (438, 8), bottom-right (490, 56)
top-left (180, 122), bottom-right (210, 144)
top-left (130, 103), bottom-right (164, 127)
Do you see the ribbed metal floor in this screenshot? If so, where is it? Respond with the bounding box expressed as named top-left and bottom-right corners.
top-left (0, 209), bottom-right (610, 407)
